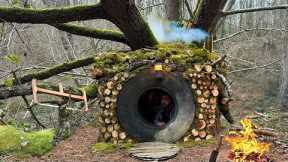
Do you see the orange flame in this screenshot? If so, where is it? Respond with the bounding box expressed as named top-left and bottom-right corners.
top-left (224, 118), bottom-right (270, 162)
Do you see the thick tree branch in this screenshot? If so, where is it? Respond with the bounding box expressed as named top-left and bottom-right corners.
top-left (0, 3), bottom-right (106, 24)
top-left (0, 56), bottom-right (96, 87)
top-left (51, 23), bottom-right (128, 44)
top-left (193, 0), bottom-right (228, 32)
top-left (222, 5), bottom-right (288, 16)
top-left (0, 82), bottom-right (97, 100)
top-left (184, 0), bottom-right (194, 19)
top-left (0, 83), bottom-right (78, 100)
top-left (214, 28), bottom-right (288, 43)
top-left (101, 0), bottom-right (158, 50)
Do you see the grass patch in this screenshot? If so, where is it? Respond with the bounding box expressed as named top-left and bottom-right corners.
top-left (0, 125), bottom-right (54, 156)
top-left (177, 139), bottom-right (215, 148)
top-left (92, 142), bottom-right (135, 153)
top-left (92, 142), bottom-right (116, 153)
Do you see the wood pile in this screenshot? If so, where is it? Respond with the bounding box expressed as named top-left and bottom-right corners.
top-left (182, 64), bottom-right (220, 142)
top-left (92, 44), bottom-right (229, 143)
top-left (97, 72), bottom-right (133, 144)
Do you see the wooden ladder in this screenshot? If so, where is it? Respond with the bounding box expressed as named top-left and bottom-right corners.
top-left (31, 79), bottom-right (88, 111)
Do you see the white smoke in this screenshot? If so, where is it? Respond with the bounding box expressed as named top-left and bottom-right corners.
top-left (147, 16), bottom-right (208, 43)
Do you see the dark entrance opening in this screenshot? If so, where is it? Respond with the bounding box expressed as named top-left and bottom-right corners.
top-left (117, 70), bottom-right (195, 142)
top-left (138, 89), bottom-right (175, 127)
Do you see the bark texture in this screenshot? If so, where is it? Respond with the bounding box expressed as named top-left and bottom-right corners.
top-left (164, 0), bottom-right (182, 21)
top-left (101, 0), bottom-right (158, 49)
top-left (193, 0), bottom-right (228, 32)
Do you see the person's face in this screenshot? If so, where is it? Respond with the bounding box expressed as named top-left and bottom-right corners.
top-left (161, 96), bottom-right (171, 107)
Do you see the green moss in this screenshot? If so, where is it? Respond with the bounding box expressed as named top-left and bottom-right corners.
top-left (176, 139), bottom-right (215, 148)
top-left (91, 142), bottom-right (135, 153)
top-left (0, 126), bottom-right (54, 156)
top-left (119, 143), bottom-right (134, 150)
top-left (81, 84), bottom-right (98, 98)
top-left (23, 129), bottom-right (54, 156)
top-left (92, 142), bottom-right (116, 153)
top-left (53, 24), bottom-right (127, 43)
top-left (93, 43), bottom-right (219, 76)
top-left (3, 78), bottom-right (14, 87)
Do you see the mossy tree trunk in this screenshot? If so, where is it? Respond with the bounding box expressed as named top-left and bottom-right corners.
top-left (101, 0), bottom-right (158, 50)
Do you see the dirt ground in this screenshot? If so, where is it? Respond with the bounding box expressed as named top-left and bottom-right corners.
top-left (4, 126), bottom-right (280, 162)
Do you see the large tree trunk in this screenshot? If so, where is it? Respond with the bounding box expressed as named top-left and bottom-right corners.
top-left (101, 0), bottom-right (158, 50)
top-left (280, 39), bottom-right (288, 111)
top-left (164, 0), bottom-right (182, 21)
top-left (193, 0), bottom-right (227, 32)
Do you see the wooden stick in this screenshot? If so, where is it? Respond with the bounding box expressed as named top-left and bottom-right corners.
top-left (37, 88), bottom-right (84, 100)
top-left (82, 89), bottom-right (88, 112)
top-left (230, 127), bottom-right (280, 137)
top-left (209, 135), bottom-right (223, 162)
top-left (59, 83), bottom-right (64, 93)
top-left (32, 79), bottom-right (38, 103)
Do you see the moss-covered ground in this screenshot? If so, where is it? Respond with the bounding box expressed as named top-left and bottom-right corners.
top-left (0, 125), bottom-right (54, 157)
top-left (92, 142), bottom-right (134, 153)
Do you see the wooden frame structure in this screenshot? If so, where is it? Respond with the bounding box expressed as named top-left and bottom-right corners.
top-left (31, 79), bottom-right (88, 111)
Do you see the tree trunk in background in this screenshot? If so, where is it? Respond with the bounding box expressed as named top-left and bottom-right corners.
top-left (280, 47), bottom-right (288, 111)
top-left (164, 0), bottom-right (182, 21)
top-left (280, 10), bottom-right (288, 111)
top-left (193, 0), bottom-right (227, 32)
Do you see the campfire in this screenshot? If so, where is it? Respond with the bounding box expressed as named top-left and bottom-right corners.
top-left (224, 118), bottom-right (271, 162)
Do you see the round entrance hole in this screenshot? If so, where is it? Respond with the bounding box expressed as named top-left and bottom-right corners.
top-left (138, 89), bottom-right (176, 127)
top-left (117, 70), bottom-right (195, 142)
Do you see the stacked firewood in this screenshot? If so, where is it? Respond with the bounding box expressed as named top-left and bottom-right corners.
top-left (97, 72), bottom-right (131, 144)
top-left (96, 63), bottom-right (223, 143)
top-left (183, 64), bottom-right (220, 142)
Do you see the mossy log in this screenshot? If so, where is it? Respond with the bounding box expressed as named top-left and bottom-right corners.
top-left (0, 3), bottom-right (106, 23)
top-left (52, 24), bottom-right (127, 44)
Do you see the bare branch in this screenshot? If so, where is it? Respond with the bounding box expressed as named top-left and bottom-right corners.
top-left (51, 23), bottom-right (128, 44)
top-left (214, 28), bottom-right (288, 43)
top-left (0, 3), bottom-right (106, 24)
top-left (184, 0), bottom-right (194, 19)
top-left (140, 3), bottom-right (164, 10)
top-left (229, 59), bottom-right (281, 74)
top-left (222, 5), bottom-right (288, 17)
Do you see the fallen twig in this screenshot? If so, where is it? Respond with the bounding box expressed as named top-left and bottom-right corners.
top-left (230, 127), bottom-right (280, 137)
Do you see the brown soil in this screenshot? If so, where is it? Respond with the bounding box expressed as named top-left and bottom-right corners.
top-left (15, 126), bottom-right (286, 162)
